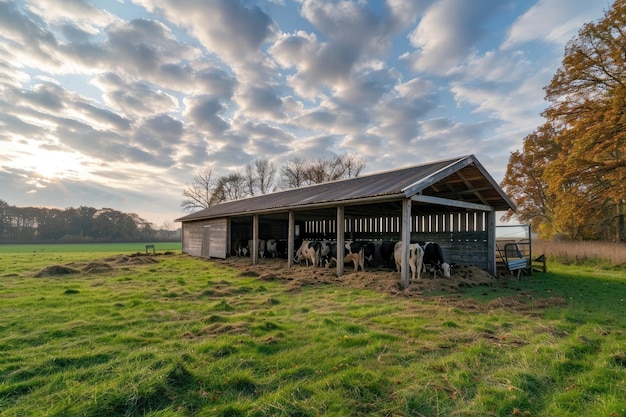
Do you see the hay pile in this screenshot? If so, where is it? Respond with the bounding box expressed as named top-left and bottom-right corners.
top-left (218, 257), bottom-right (568, 313)
top-left (219, 257), bottom-right (497, 295)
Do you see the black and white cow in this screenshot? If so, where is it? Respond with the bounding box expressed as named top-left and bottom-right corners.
top-left (247, 239), bottom-right (267, 259)
top-left (419, 241), bottom-right (451, 277)
top-left (295, 240), bottom-right (322, 267)
top-left (393, 241), bottom-right (424, 281)
top-left (343, 241), bottom-right (365, 271)
top-left (360, 241), bottom-right (376, 267)
top-left (325, 241), bottom-right (365, 271)
top-left (266, 239), bottom-right (278, 258)
top-left (320, 240), bottom-right (334, 266)
top-left (233, 239), bottom-right (248, 257)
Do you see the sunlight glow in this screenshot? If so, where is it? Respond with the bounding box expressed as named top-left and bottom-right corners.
top-left (14, 150), bottom-right (92, 182)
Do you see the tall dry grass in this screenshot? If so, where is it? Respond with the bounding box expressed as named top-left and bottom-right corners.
top-left (533, 239), bottom-right (626, 265)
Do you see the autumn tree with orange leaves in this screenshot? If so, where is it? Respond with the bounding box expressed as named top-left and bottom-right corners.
top-left (502, 0), bottom-right (626, 241)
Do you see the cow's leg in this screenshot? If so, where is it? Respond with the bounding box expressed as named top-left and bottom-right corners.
top-left (359, 249), bottom-right (365, 272)
top-left (416, 249), bottom-right (423, 280)
top-left (416, 258), bottom-right (421, 280)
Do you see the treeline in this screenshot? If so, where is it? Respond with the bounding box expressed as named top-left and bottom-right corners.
top-left (0, 200), bottom-right (178, 243)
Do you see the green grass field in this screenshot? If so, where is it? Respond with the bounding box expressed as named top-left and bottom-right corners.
top-left (0, 242), bottom-right (182, 254)
top-left (0, 248), bottom-right (625, 416)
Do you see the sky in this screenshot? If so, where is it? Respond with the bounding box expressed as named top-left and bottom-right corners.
top-left (0, 0), bottom-right (612, 228)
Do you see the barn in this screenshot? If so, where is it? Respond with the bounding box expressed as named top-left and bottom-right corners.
top-left (175, 155), bottom-right (516, 288)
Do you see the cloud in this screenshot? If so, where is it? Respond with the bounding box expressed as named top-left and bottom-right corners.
top-left (73, 100), bottom-right (131, 132)
top-left (503, 0), bottom-right (605, 48)
top-left (93, 73), bottom-right (179, 117)
top-left (211, 143), bottom-right (255, 168)
top-left (294, 110), bottom-right (337, 131)
top-left (105, 18), bottom-right (199, 74)
top-left (194, 67), bottom-right (237, 98)
top-left (236, 85), bottom-right (284, 119)
top-left (236, 120), bottom-right (293, 156)
top-left (406, 0), bottom-right (510, 74)
top-left (183, 95), bottom-right (230, 135)
top-left (135, 0), bottom-right (277, 66)
top-left (271, 0), bottom-right (420, 99)
top-left (16, 83), bottom-right (65, 111)
top-left (368, 77), bottom-right (438, 145)
top-left (386, 0), bottom-right (433, 28)
top-left (26, 0), bottom-right (118, 31)
top-left (134, 114), bottom-right (183, 149)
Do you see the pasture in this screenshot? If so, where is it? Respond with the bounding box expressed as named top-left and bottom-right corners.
top-left (0, 242), bottom-right (182, 254)
top-left (0, 246), bottom-right (625, 416)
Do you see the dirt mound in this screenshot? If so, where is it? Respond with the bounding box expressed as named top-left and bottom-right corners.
top-left (35, 253), bottom-right (161, 279)
top-left (83, 262), bottom-right (114, 273)
top-left (34, 265), bottom-right (80, 277)
top-left (114, 255), bottom-right (159, 265)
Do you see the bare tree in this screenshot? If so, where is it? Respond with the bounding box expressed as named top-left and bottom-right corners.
top-left (245, 158), bottom-right (277, 196)
top-left (181, 168), bottom-right (216, 213)
top-left (279, 157), bottom-right (308, 189)
top-left (304, 156), bottom-right (329, 184)
top-left (306, 153), bottom-right (368, 185)
top-left (280, 154), bottom-right (367, 188)
top-left (213, 173), bottom-right (248, 203)
top-left (341, 154), bottom-right (367, 178)
top-left (245, 164), bottom-right (256, 196)
top-left (255, 158), bottom-right (277, 194)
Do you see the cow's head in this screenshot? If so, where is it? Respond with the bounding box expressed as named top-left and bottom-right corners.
top-left (441, 262), bottom-right (451, 278)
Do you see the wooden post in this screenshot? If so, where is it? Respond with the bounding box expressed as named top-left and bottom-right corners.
top-left (486, 211), bottom-right (496, 276)
top-left (252, 214), bottom-right (259, 265)
top-left (337, 205), bottom-right (345, 277)
top-left (288, 211), bottom-right (295, 268)
top-left (226, 217), bottom-right (231, 258)
top-left (400, 199), bottom-right (411, 289)
top-left (528, 223), bottom-right (533, 276)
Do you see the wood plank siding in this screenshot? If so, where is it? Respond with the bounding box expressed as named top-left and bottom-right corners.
top-left (183, 218), bottom-right (228, 258)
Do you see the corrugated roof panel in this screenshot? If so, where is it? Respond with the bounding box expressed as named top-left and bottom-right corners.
top-left (176, 155), bottom-right (514, 222)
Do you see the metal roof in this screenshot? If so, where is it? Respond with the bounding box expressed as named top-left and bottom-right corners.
top-left (176, 154), bottom-right (515, 222)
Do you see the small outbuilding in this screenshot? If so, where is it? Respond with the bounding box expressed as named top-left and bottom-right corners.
top-left (175, 154), bottom-right (516, 288)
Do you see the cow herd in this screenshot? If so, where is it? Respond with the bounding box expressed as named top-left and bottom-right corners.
top-left (232, 238), bottom-right (453, 279)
